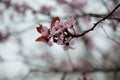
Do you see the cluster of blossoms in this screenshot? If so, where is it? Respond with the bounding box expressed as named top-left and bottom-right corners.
top-left (36, 17), bottom-right (77, 49)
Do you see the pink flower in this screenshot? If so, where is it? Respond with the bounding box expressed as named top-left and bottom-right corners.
top-left (51, 17), bottom-right (76, 34)
top-left (36, 25), bottom-right (52, 46)
top-left (51, 17), bottom-right (76, 48)
top-left (63, 17), bottom-right (76, 29)
top-left (36, 16), bottom-right (76, 49)
top-left (36, 17), bottom-right (60, 46)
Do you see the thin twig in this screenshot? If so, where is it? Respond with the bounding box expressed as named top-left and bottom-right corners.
top-left (73, 3), bottom-right (120, 38)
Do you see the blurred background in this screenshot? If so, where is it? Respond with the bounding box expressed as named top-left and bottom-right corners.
top-left (0, 0), bottom-right (120, 80)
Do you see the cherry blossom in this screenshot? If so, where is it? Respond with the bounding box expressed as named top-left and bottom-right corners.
top-left (36, 16), bottom-right (76, 49)
top-left (36, 24), bottom-right (52, 46)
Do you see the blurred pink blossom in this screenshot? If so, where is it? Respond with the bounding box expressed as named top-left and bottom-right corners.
top-left (70, 0), bottom-right (87, 9)
top-left (40, 5), bottom-right (53, 15)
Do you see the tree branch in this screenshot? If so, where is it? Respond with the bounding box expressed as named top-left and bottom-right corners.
top-left (73, 3), bottom-right (120, 38)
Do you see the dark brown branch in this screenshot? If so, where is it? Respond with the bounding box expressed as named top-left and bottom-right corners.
top-left (73, 3), bottom-right (120, 38)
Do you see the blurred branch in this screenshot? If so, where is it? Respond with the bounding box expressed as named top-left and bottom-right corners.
top-left (82, 13), bottom-right (120, 22)
top-left (114, 72), bottom-right (117, 80)
top-left (61, 72), bottom-right (67, 80)
top-left (73, 3), bottom-right (120, 38)
top-left (21, 70), bottom-right (32, 80)
top-left (101, 26), bottom-right (120, 46)
top-left (29, 67), bottom-right (120, 74)
top-left (21, 67), bottom-right (120, 80)
top-left (100, 0), bottom-right (110, 11)
top-left (19, 61), bottom-right (120, 80)
top-left (55, 0), bottom-right (85, 14)
top-left (0, 55), bottom-right (4, 62)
